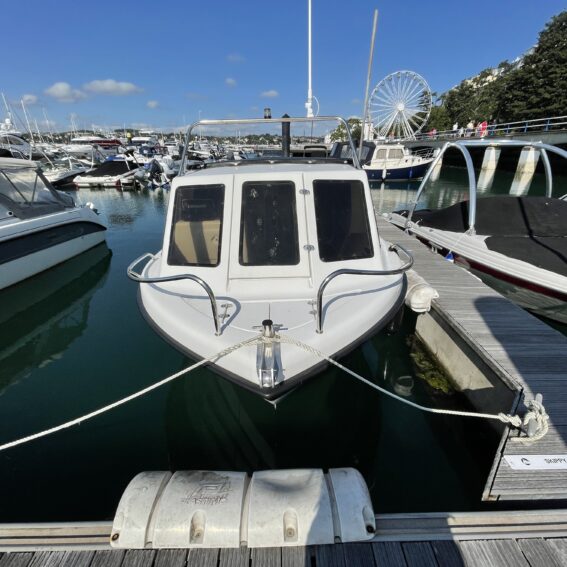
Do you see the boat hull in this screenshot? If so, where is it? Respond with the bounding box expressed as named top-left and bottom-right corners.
top-left (137, 251), bottom-right (407, 401)
top-left (138, 280), bottom-right (407, 401)
top-left (459, 256), bottom-right (567, 325)
top-left (0, 217), bottom-right (107, 290)
top-left (364, 161), bottom-right (432, 182)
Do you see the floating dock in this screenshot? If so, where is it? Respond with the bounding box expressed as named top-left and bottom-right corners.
top-left (1, 510), bottom-right (567, 565)
top-left (377, 215), bottom-right (567, 501)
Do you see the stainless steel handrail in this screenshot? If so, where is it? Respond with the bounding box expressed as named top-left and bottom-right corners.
top-left (407, 140), bottom-right (567, 233)
top-left (180, 116), bottom-right (361, 171)
top-left (315, 244), bottom-right (414, 334)
top-left (127, 253), bottom-right (221, 335)
top-left (412, 114), bottom-right (567, 141)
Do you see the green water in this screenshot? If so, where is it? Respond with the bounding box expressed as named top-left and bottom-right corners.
top-left (0, 185), bottom-right (499, 522)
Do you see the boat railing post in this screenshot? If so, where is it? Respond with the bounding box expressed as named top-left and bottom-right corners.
top-left (127, 253), bottom-right (220, 335)
top-left (315, 244), bottom-right (413, 333)
top-left (282, 114), bottom-right (291, 158)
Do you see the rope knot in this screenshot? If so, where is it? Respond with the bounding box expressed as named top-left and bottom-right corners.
top-left (521, 395), bottom-right (549, 440)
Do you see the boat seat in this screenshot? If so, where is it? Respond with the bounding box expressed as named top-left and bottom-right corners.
top-left (173, 220), bottom-right (220, 265)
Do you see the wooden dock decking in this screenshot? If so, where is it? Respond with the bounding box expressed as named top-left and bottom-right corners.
top-left (2, 511), bottom-right (567, 566)
top-left (376, 216), bottom-right (567, 501)
top-left (0, 539), bottom-right (566, 567)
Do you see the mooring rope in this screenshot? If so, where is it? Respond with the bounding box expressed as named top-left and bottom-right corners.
top-left (0, 332), bottom-right (548, 452)
top-left (0, 335), bottom-right (260, 453)
top-left (274, 335), bottom-right (523, 427)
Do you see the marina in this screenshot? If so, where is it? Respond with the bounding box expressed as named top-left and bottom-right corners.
top-left (2, 1), bottom-right (567, 564)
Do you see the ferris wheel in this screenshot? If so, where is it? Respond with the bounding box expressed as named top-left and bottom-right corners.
top-left (368, 71), bottom-right (432, 140)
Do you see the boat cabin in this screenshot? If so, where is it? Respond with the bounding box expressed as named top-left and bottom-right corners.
top-left (161, 162), bottom-right (378, 289)
top-left (130, 117), bottom-right (411, 399)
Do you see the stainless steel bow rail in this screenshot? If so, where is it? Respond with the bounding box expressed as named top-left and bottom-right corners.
top-left (315, 244), bottom-right (414, 333)
top-left (127, 253), bottom-right (221, 335)
top-left (180, 116), bottom-right (362, 170)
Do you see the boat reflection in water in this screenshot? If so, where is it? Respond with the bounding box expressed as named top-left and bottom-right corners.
top-left (0, 243), bottom-right (112, 392)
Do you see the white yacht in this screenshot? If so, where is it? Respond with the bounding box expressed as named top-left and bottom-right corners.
top-left (128, 117), bottom-right (413, 400)
top-left (0, 157), bottom-right (107, 290)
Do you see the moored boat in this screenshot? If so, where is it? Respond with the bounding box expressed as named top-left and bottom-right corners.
top-left (363, 143), bottom-right (435, 181)
top-left (387, 140), bottom-right (567, 324)
top-left (128, 117), bottom-right (413, 400)
top-left (0, 157), bottom-right (107, 290)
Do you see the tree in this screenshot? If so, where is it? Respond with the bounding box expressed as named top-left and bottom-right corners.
top-left (496, 11), bottom-right (567, 120)
top-left (329, 118), bottom-right (362, 142)
top-left (425, 10), bottom-right (567, 126)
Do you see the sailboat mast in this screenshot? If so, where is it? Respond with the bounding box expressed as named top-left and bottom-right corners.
top-left (20, 99), bottom-right (35, 145)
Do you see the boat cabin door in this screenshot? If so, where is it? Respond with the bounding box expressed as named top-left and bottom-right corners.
top-left (228, 173), bottom-right (312, 279)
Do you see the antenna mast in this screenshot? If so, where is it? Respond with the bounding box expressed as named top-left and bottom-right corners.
top-left (305, 0), bottom-right (314, 118)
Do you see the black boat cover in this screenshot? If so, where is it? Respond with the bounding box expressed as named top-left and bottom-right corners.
top-left (406, 196), bottom-right (567, 276)
top-left (82, 160), bottom-right (137, 177)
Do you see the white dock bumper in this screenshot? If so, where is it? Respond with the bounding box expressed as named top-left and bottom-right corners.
top-left (111, 468), bottom-right (374, 549)
top-left (405, 269), bottom-right (439, 313)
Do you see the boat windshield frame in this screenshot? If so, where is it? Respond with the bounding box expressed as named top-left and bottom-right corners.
top-left (407, 140), bottom-right (567, 235)
top-left (179, 116), bottom-right (361, 173)
top-left (0, 163), bottom-right (74, 218)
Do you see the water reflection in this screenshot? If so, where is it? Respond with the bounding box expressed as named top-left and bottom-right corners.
top-left (0, 244), bottom-right (112, 392)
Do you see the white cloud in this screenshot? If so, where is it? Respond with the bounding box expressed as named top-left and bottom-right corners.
top-left (225, 78), bottom-right (237, 87)
top-left (227, 53), bottom-right (245, 63)
top-left (250, 105), bottom-right (259, 111)
top-left (261, 89), bottom-right (279, 98)
top-left (147, 100), bottom-right (159, 109)
top-left (44, 82), bottom-right (86, 103)
top-left (22, 94), bottom-right (38, 105)
top-left (351, 98), bottom-right (361, 105)
top-left (83, 79), bottom-right (143, 95)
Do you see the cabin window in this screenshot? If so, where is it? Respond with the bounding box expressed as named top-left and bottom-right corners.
top-left (313, 180), bottom-right (374, 262)
top-left (168, 184), bottom-right (224, 267)
top-left (388, 149), bottom-right (404, 159)
top-left (375, 149), bottom-right (387, 159)
top-left (239, 181), bottom-right (299, 266)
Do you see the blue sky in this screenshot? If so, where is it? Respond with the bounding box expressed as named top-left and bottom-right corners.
top-left (3, 0), bottom-right (565, 132)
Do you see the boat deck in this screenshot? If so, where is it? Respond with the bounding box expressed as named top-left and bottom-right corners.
top-left (376, 216), bottom-right (567, 502)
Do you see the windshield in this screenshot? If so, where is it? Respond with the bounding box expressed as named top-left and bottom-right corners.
top-left (0, 167), bottom-right (56, 204)
top-left (313, 179), bottom-right (374, 262)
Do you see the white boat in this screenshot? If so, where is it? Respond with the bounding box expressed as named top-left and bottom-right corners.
top-left (62, 136), bottom-right (122, 158)
top-left (363, 143), bottom-right (435, 181)
top-left (0, 133), bottom-right (40, 160)
top-left (128, 117), bottom-right (413, 400)
top-left (0, 157), bottom-right (107, 290)
top-left (74, 156), bottom-right (143, 190)
top-left (41, 156), bottom-right (91, 186)
top-left (387, 140), bottom-right (567, 324)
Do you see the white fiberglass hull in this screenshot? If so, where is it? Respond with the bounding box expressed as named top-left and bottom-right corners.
top-left (0, 209), bottom-right (107, 290)
top-left (139, 252), bottom-right (406, 400)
